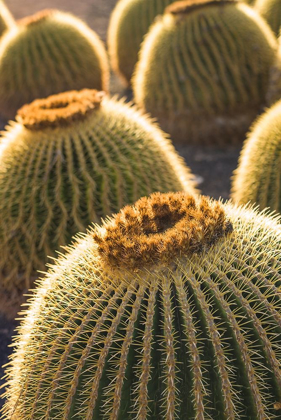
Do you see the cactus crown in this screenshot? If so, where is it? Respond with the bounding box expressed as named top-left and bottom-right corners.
top-left (94, 192), bottom-right (233, 271)
top-left (18, 89), bottom-right (104, 130)
top-left (18, 9), bottom-right (56, 26)
top-left (165, 0), bottom-right (237, 15)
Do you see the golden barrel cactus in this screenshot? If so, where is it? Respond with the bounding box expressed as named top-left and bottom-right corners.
top-left (0, 89), bottom-right (196, 318)
top-left (255, 0), bottom-right (281, 36)
top-left (0, 0), bottom-right (15, 38)
top-left (0, 9), bottom-right (109, 120)
top-left (231, 100), bottom-right (281, 213)
top-left (133, 0), bottom-right (278, 145)
top-left (3, 192), bottom-right (281, 419)
top-left (108, 0), bottom-right (176, 86)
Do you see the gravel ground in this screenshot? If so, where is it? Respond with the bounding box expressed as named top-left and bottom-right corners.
top-left (0, 0), bottom-right (242, 410)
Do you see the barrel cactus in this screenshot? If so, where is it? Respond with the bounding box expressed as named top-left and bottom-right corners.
top-left (108, 0), bottom-right (176, 86)
top-left (267, 36), bottom-right (281, 105)
top-left (231, 99), bottom-right (281, 213)
top-left (0, 9), bottom-right (109, 120)
top-left (0, 89), bottom-right (196, 318)
top-left (3, 191), bottom-right (281, 419)
top-left (0, 0), bottom-right (15, 38)
top-left (133, 0), bottom-right (277, 145)
top-left (255, 0), bottom-right (281, 36)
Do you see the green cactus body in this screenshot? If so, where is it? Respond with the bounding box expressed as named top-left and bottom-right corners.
top-left (0, 89), bottom-right (196, 318)
top-left (3, 192), bottom-right (281, 419)
top-left (231, 99), bottom-right (281, 212)
top-left (133, 0), bottom-right (277, 145)
top-left (0, 9), bottom-right (109, 120)
top-left (255, 0), bottom-right (281, 36)
top-left (0, 0), bottom-right (15, 38)
top-left (267, 36), bottom-right (281, 105)
top-left (108, 0), bottom-right (176, 86)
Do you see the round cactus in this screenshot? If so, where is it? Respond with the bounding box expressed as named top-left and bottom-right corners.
top-left (3, 191), bottom-right (281, 419)
top-left (0, 9), bottom-right (109, 120)
top-left (108, 0), bottom-right (176, 86)
top-left (255, 0), bottom-right (281, 36)
top-left (231, 100), bottom-right (281, 213)
top-left (133, 0), bottom-right (278, 145)
top-left (0, 89), bottom-right (196, 318)
top-left (0, 0), bottom-right (15, 38)
top-left (267, 36), bottom-right (281, 105)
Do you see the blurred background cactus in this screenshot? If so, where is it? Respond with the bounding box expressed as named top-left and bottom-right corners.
top-left (133, 0), bottom-right (278, 145)
top-left (0, 0), bottom-right (15, 38)
top-left (108, 0), bottom-right (176, 86)
top-left (3, 191), bottom-right (281, 419)
top-left (0, 88), bottom-right (196, 318)
top-left (231, 99), bottom-right (281, 213)
top-left (0, 9), bottom-right (109, 119)
top-left (267, 36), bottom-right (281, 105)
top-left (255, 0), bottom-right (281, 36)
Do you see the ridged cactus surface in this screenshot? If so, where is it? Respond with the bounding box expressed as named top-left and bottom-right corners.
top-left (0, 89), bottom-right (195, 318)
top-left (231, 100), bottom-right (281, 213)
top-left (255, 0), bottom-right (281, 36)
top-left (3, 192), bottom-right (281, 419)
top-left (108, 0), bottom-right (176, 85)
top-left (0, 0), bottom-right (15, 38)
top-left (133, 0), bottom-right (277, 145)
top-left (0, 9), bottom-right (109, 119)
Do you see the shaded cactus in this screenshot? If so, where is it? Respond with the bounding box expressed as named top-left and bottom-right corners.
top-left (0, 9), bottom-right (109, 120)
top-left (0, 89), bottom-right (196, 318)
top-left (0, 0), bottom-right (15, 38)
top-left (108, 0), bottom-right (176, 86)
top-left (255, 0), bottom-right (281, 36)
top-left (3, 191), bottom-right (281, 419)
top-left (133, 0), bottom-right (277, 145)
top-left (267, 36), bottom-right (281, 105)
top-left (231, 99), bottom-right (281, 212)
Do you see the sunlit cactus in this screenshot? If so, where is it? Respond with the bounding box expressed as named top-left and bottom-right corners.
top-left (133, 0), bottom-right (277, 145)
top-left (108, 0), bottom-right (176, 86)
top-left (0, 9), bottom-right (109, 120)
top-left (0, 0), bottom-right (15, 38)
top-left (255, 0), bottom-right (281, 36)
top-left (231, 100), bottom-right (281, 213)
top-left (0, 89), bottom-right (196, 319)
top-left (3, 191), bottom-right (281, 419)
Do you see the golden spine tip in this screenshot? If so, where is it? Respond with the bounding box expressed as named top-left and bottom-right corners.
top-left (17, 9), bottom-right (57, 27)
top-left (17, 89), bottom-right (105, 130)
top-left (93, 192), bottom-right (233, 271)
top-left (165, 0), bottom-right (238, 16)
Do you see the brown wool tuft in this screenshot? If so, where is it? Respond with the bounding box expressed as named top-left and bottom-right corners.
top-left (165, 0), bottom-right (237, 16)
top-left (17, 89), bottom-right (105, 130)
top-left (18, 9), bottom-right (56, 27)
top-left (93, 192), bottom-right (233, 271)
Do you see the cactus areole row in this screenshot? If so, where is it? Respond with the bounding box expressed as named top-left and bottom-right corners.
top-left (3, 192), bottom-right (281, 419)
top-left (0, 89), bottom-right (195, 318)
top-left (133, 0), bottom-right (277, 145)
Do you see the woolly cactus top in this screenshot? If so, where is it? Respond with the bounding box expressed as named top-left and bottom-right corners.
top-left (18, 8), bottom-right (56, 26)
top-left (18, 89), bottom-right (104, 130)
top-left (94, 192), bottom-right (233, 271)
top-left (165, 0), bottom-right (237, 15)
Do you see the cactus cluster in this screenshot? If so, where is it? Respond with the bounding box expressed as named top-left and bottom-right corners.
top-left (0, 9), bottom-right (109, 119)
top-left (255, 0), bottom-right (281, 36)
top-left (231, 99), bottom-right (281, 213)
top-left (0, 0), bottom-right (15, 39)
top-left (0, 89), bottom-right (196, 318)
top-left (108, 0), bottom-right (176, 86)
top-left (3, 191), bottom-right (281, 419)
top-left (133, 0), bottom-right (277, 145)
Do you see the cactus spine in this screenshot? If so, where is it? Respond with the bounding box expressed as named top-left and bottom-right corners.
top-left (255, 0), bottom-right (281, 36)
top-left (0, 89), bottom-right (196, 319)
top-left (108, 0), bottom-right (176, 86)
top-left (133, 0), bottom-right (277, 145)
top-left (0, 9), bottom-right (109, 119)
top-left (3, 192), bottom-right (281, 419)
top-left (231, 99), bottom-right (281, 213)
top-left (0, 0), bottom-right (15, 38)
